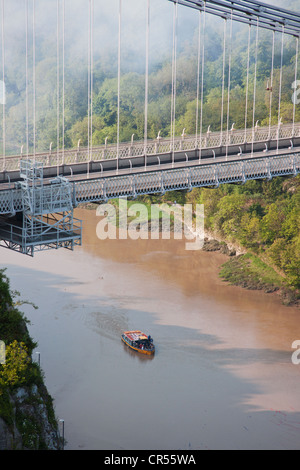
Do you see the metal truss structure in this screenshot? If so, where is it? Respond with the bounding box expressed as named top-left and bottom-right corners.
top-left (73, 153), bottom-right (300, 203)
top-left (170, 0), bottom-right (300, 36)
top-left (0, 160), bottom-right (82, 256)
top-left (0, 152), bottom-right (298, 212)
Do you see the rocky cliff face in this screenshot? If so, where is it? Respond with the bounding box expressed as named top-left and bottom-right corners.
top-left (0, 384), bottom-right (61, 450)
top-left (0, 269), bottom-right (62, 450)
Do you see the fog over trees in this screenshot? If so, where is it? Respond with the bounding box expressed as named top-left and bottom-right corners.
top-left (1, 0), bottom-right (299, 153)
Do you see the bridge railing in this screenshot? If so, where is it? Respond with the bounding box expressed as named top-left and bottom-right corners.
top-left (0, 123), bottom-right (299, 173)
top-left (0, 152), bottom-right (299, 215)
top-left (73, 153), bottom-right (300, 204)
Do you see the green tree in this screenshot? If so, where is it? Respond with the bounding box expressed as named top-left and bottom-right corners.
top-left (261, 202), bottom-right (286, 244)
top-left (267, 238), bottom-right (287, 270)
top-left (214, 193), bottom-right (246, 236)
top-left (281, 206), bottom-right (300, 240)
top-left (0, 341), bottom-right (30, 393)
top-left (238, 213), bottom-right (261, 248)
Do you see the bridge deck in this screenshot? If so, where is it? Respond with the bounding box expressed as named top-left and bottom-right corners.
top-left (0, 149), bottom-right (299, 216)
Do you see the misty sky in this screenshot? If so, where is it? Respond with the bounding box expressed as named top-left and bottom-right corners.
top-left (2, 0), bottom-right (298, 75)
top-left (1, 0), bottom-right (201, 73)
top-left (0, 0), bottom-right (298, 154)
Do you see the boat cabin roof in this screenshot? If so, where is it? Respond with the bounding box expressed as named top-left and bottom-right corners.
top-left (123, 330), bottom-right (149, 342)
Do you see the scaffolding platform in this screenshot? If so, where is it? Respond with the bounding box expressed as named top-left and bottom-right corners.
top-left (0, 159), bottom-right (82, 256)
top-left (0, 214), bottom-right (82, 255)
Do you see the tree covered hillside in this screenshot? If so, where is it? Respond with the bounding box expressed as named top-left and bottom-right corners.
top-left (0, 269), bottom-right (61, 449)
top-left (1, 0), bottom-right (300, 153)
top-left (188, 176), bottom-right (300, 293)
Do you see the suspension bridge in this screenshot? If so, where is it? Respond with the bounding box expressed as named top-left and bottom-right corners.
top-left (0, 0), bottom-right (299, 255)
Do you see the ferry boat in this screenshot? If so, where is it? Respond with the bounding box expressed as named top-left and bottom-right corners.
top-left (121, 330), bottom-right (155, 355)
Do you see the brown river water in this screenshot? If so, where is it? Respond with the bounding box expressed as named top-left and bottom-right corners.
top-left (1, 207), bottom-right (300, 450)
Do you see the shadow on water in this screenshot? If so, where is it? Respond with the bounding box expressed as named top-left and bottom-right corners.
top-left (121, 341), bottom-right (155, 362)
